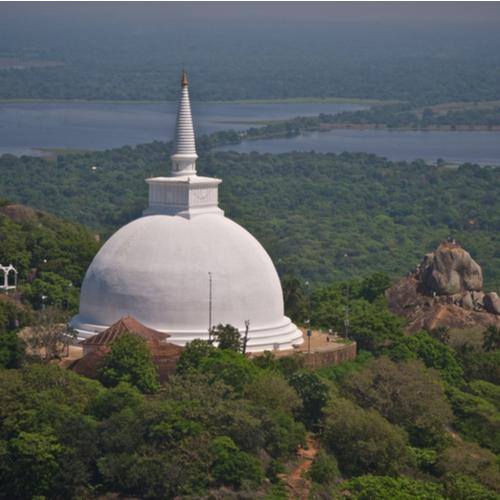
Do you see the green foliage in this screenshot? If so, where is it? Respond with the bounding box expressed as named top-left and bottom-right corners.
top-left (443, 474), bottom-right (500, 500)
top-left (436, 441), bottom-right (500, 493)
top-left (2, 149), bottom-right (500, 292)
top-left (388, 331), bottom-right (464, 385)
top-left (288, 371), bottom-right (329, 429)
top-left (0, 203), bottom-right (99, 313)
top-left (98, 333), bottom-right (160, 393)
top-left (0, 204), bottom-right (99, 286)
top-left (23, 271), bottom-right (79, 311)
top-left (343, 357), bottom-right (453, 448)
top-left (282, 274), bottom-right (308, 322)
top-left (211, 323), bottom-right (242, 351)
top-left (337, 475), bottom-right (444, 500)
top-left (90, 382), bottom-right (145, 419)
top-left (210, 436), bottom-right (264, 488)
top-left (408, 446), bottom-right (438, 474)
top-left (359, 272), bottom-right (392, 302)
top-left (0, 331), bottom-right (25, 368)
top-left (483, 326), bottom-right (500, 352)
top-left (199, 349), bottom-right (259, 394)
top-left (317, 350), bottom-right (373, 383)
top-left (458, 348), bottom-right (500, 385)
top-left (244, 371), bottom-right (302, 415)
top-left (1, 431), bottom-right (63, 498)
top-left (323, 397), bottom-right (410, 476)
top-left (0, 361), bottom-right (306, 498)
top-left (0, 299), bottom-right (30, 334)
top-left (311, 278), bottom-right (405, 353)
top-left (446, 384), bottom-right (500, 454)
top-left (309, 449), bottom-right (340, 485)
top-left (1, 20), bottom-right (500, 106)
top-left (176, 338), bottom-right (216, 374)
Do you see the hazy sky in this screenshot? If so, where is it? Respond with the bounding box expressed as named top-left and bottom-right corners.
top-left (2, 2), bottom-right (500, 26)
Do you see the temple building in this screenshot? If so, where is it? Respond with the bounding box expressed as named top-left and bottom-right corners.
top-left (71, 72), bottom-right (303, 352)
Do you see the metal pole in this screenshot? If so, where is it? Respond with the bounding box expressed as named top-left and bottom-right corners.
top-left (208, 272), bottom-right (212, 342)
top-left (344, 254), bottom-right (350, 340)
top-left (243, 320), bottom-right (250, 354)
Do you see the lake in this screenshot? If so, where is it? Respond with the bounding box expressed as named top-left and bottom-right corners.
top-left (0, 101), bottom-right (365, 156)
top-left (0, 102), bottom-right (499, 165)
top-left (217, 128), bottom-right (500, 166)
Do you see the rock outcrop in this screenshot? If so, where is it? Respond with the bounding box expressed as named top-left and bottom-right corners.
top-left (417, 243), bottom-right (483, 295)
top-left (386, 242), bottom-right (500, 332)
top-left (484, 292), bottom-right (500, 315)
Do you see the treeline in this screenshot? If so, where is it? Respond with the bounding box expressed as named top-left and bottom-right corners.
top-left (1, 276), bottom-right (499, 498)
top-left (318, 104), bottom-right (500, 129)
top-left (1, 144), bottom-right (500, 290)
top-left (1, 20), bottom-right (500, 105)
top-left (242, 104), bottom-right (500, 139)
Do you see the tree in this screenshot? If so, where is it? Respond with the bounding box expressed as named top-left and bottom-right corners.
top-left (388, 331), bottom-right (463, 385)
top-left (288, 371), bottom-right (328, 429)
top-left (346, 299), bottom-right (405, 353)
top-left (443, 474), bottom-right (500, 500)
top-left (210, 436), bottom-right (263, 488)
top-left (359, 272), bottom-right (392, 302)
top-left (309, 449), bottom-right (340, 485)
top-left (1, 431), bottom-right (63, 498)
top-left (176, 339), bottom-right (216, 374)
top-left (323, 397), bottom-right (410, 476)
top-left (429, 327), bottom-right (451, 345)
top-left (344, 357), bottom-right (453, 447)
top-left (23, 271), bottom-right (79, 311)
top-left (23, 307), bottom-right (74, 361)
top-left (98, 333), bottom-right (160, 393)
top-left (199, 349), bottom-right (258, 394)
top-left (337, 475), bottom-right (444, 500)
top-left (245, 371), bottom-right (302, 415)
top-left (446, 383), bottom-right (500, 454)
top-left (436, 442), bottom-right (500, 493)
top-left (282, 275), bottom-right (307, 322)
top-left (0, 331), bottom-right (25, 368)
top-left (483, 326), bottom-right (500, 352)
top-left (211, 323), bottom-right (242, 351)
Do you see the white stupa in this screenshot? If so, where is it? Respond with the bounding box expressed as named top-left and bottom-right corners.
top-left (71, 72), bottom-right (303, 351)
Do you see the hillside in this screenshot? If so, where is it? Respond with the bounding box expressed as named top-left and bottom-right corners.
top-left (0, 201), bottom-right (100, 314)
top-left (0, 142), bottom-right (499, 290)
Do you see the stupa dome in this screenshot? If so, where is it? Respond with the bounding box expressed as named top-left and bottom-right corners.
top-left (71, 72), bottom-right (302, 351)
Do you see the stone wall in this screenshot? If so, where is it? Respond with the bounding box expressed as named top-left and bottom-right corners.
top-left (302, 342), bottom-right (357, 369)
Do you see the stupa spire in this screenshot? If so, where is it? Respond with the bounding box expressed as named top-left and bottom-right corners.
top-left (171, 70), bottom-right (197, 176)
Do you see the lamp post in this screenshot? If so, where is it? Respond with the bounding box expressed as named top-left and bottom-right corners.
top-left (208, 271), bottom-right (213, 343)
top-left (344, 254), bottom-right (350, 340)
top-left (305, 280), bottom-right (312, 354)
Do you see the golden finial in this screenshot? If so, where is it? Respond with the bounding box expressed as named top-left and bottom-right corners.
top-left (181, 70), bottom-right (188, 87)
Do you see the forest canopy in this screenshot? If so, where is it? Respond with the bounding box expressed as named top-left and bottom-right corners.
top-left (0, 141), bottom-right (499, 290)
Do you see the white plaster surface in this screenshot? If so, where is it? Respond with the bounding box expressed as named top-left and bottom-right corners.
top-left (71, 214), bottom-right (303, 351)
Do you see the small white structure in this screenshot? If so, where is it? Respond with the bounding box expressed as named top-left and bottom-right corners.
top-left (71, 72), bottom-right (303, 352)
top-left (0, 264), bottom-right (18, 290)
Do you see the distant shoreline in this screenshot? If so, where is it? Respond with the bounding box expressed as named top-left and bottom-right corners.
top-left (0, 97), bottom-right (391, 106)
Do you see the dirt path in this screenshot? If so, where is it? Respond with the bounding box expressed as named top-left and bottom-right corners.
top-left (280, 433), bottom-right (319, 500)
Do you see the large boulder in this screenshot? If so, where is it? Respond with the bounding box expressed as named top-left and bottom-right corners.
top-left (484, 292), bottom-right (500, 315)
top-left (386, 242), bottom-right (500, 332)
top-left (419, 243), bottom-right (483, 295)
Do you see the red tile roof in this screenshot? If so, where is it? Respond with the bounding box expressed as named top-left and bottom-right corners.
top-left (80, 316), bottom-right (170, 347)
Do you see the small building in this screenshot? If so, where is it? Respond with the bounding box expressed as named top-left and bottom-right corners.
top-left (0, 264), bottom-right (18, 290)
top-left (71, 316), bottom-right (184, 382)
